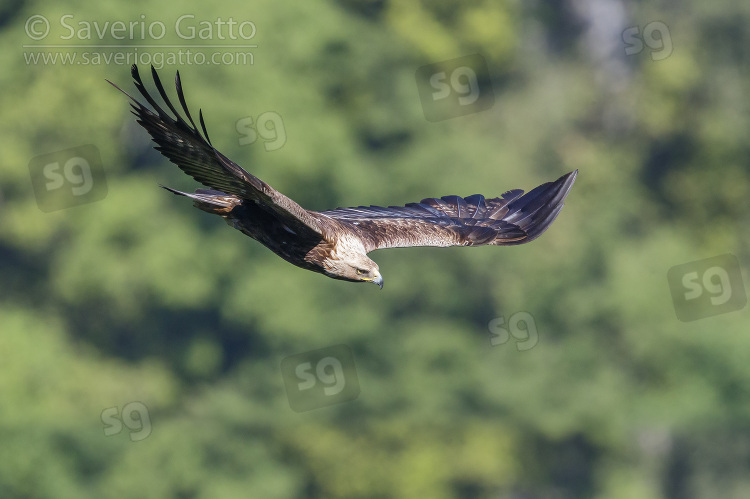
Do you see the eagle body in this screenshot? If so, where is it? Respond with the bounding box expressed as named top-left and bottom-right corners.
top-left (109, 65), bottom-right (578, 288)
top-left (227, 199), bottom-right (328, 273)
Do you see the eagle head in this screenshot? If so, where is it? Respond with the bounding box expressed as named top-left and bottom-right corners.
top-left (351, 258), bottom-right (383, 289)
top-left (323, 246), bottom-right (383, 288)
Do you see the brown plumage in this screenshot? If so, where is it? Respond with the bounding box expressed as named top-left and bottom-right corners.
top-left (108, 65), bottom-right (578, 289)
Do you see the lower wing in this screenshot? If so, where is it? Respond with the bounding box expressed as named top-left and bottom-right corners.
top-left (320, 170), bottom-right (578, 252)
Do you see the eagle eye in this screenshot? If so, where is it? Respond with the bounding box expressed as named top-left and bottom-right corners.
top-left (356, 268), bottom-right (367, 275)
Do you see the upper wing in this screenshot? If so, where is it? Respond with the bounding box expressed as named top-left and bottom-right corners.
top-left (107, 64), bottom-right (325, 235)
top-left (321, 170), bottom-right (577, 253)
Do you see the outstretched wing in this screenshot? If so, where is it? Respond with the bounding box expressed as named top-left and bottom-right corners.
top-left (107, 64), bottom-right (325, 236)
top-left (321, 170), bottom-right (577, 253)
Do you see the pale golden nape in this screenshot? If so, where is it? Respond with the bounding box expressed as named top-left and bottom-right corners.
top-left (322, 240), bottom-right (383, 287)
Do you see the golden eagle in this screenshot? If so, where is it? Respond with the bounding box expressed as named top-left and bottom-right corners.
top-left (109, 65), bottom-right (577, 289)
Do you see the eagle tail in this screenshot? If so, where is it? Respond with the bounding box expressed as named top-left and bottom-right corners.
top-left (160, 185), bottom-right (241, 215)
top-left (493, 169), bottom-right (578, 245)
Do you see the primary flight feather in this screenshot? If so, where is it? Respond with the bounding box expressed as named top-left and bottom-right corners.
top-left (108, 65), bottom-right (577, 289)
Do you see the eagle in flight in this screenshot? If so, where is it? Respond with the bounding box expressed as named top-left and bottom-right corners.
top-left (109, 65), bottom-right (577, 289)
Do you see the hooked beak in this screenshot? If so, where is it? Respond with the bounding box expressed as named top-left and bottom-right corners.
top-left (372, 273), bottom-right (383, 289)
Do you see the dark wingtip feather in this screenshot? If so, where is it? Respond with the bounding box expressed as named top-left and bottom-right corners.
top-left (114, 65), bottom-right (214, 146)
top-left (175, 70), bottom-right (200, 133)
top-left (105, 78), bottom-right (129, 97)
top-left (150, 64), bottom-right (187, 125)
top-left (128, 64), bottom-right (167, 117)
top-left (199, 109), bottom-right (212, 145)
top-left (106, 71), bottom-right (148, 108)
top-left (497, 170), bottom-right (577, 245)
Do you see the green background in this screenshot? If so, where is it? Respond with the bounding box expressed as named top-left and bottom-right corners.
top-left (2, 0), bottom-right (750, 497)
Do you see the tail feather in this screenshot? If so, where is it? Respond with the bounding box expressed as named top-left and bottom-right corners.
top-left (161, 185), bottom-right (241, 214)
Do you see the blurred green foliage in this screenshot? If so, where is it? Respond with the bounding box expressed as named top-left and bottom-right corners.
top-left (1, 0), bottom-right (750, 497)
